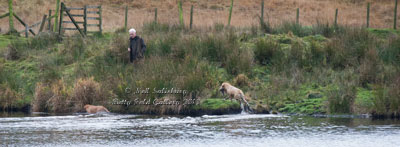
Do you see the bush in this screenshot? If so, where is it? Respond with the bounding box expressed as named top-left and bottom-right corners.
top-left (359, 49), bottom-right (382, 87)
top-left (309, 40), bottom-right (325, 65)
top-left (47, 79), bottom-right (70, 113)
top-left (200, 34), bottom-right (228, 62)
top-left (179, 59), bottom-right (212, 98)
top-left (311, 22), bottom-right (336, 37)
top-left (327, 84), bottom-right (356, 114)
top-left (388, 76), bottom-right (400, 116)
top-left (0, 84), bottom-right (22, 111)
top-left (326, 28), bottom-right (377, 68)
top-left (380, 35), bottom-right (400, 65)
top-left (70, 77), bottom-right (104, 112)
top-left (110, 33), bottom-right (130, 63)
top-left (289, 39), bottom-right (308, 68)
top-left (4, 40), bottom-right (28, 60)
top-left (32, 83), bottom-right (52, 112)
top-left (29, 32), bottom-right (59, 50)
top-left (225, 45), bottom-right (253, 75)
top-left (253, 38), bottom-right (282, 65)
top-left (371, 85), bottom-right (389, 116)
top-left (234, 74), bottom-right (249, 87)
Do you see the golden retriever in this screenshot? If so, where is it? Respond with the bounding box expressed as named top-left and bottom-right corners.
top-left (84, 104), bottom-right (110, 114)
top-left (219, 82), bottom-right (253, 113)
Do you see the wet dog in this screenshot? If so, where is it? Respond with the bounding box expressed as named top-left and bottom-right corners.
top-left (83, 104), bottom-right (110, 114)
top-left (219, 82), bottom-right (253, 113)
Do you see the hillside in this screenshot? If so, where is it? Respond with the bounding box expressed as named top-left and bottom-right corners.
top-left (1, 20), bottom-right (400, 116)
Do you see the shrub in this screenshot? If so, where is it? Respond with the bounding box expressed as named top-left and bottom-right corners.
top-left (234, 74), bottom-right (249, 87)
top-left (29, 32), bottom-right (59, 50)
top-left (289, 39), bottom-right (308, 68)
top-left (110, 33), bottom-right (130, 63)
top-left (388, 76), bottom-right (400, 116)
top-left (172, 37), bottom-right (200, 59)
top-left (4, 40), bottom-right (28, 60)
top-left (371, 85), bottom-right (389, 116)
top-left (114, 56), bottom-right (178, 102)
top-left (0, 84), bottom-right (21, 111)
top-left (327, 84), bottom-right (356, 114)
top-left (179, 59), bottom-right (211, 98)
top-left (309, 40), bottom-right (325, 65)
top-left (32, 83), bottom-right (52, 112)
top-left (380, 35), bottom-right (400, 65)
top-left (326, 28), bottom-right (376, 68)
top-left (70, 77), bottom-right (104, 112)
top-left (200, 34), bottom-right (228, 62)
top-left (225, 45), bottom-right (253, 75)
top-left (359, 49), bottom-right (381, 87)
top-left (311, 22), bottom-right (336, 37)
top-left (47, 79), bottom-right (70, 113)
top-left (253, 38), bottom-right (282, 65)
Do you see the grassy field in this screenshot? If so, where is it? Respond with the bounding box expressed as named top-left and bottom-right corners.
top-left (0, 20), bottom-right (400, 117)
top-left (0, 0), bottom-right (399, 34)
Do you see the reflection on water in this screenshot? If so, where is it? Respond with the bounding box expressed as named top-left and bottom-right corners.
top-left (1, 112), bottom-right (400, 147)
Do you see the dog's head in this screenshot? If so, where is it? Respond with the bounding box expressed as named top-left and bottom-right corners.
top-left (219, 82), bottom-right (230, 95)
top-left (83, 104), bottom-right (91, 109)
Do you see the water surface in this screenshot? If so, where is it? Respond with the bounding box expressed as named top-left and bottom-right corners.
top-left (1, 112), bottom-right (400, 147)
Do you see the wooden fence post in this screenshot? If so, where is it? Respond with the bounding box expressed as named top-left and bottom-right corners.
top-left (190, 5), bottom-right (193, 29)
top-left (99, 5), bottom-right (102, 34)
top-left (334, 8), bottom-right (338, 26)
top-left (296, 8), bottom-right (299, 25)
top-left (367, 3), bottom-right (370, 28)
top-left (48, 10), bottom-right (52, 31)
top-left (228, 0), bottom-right (234, 26)
top-left (54, 0), bottom-right (60, 32)
top-left (8, 0), bottom-right (15, 32)
top-left (58, 2), bottom-right (63, 35)
top-left (395, 0), bottom-right (398, 29)
top-left (155, 8), bottom-right (158, 23)
top-left (25, 25), bottom-right (28, 38)
top-left (261, 0), bottom-right (264, 26)
top-left (84, 5), bottom-right (87, 35)
top-left (39, 15), bottom-right (47, 33)
top-left (125, 6), bottom-right (128, 31)
top-left (178, 0), bottom-right (184, 27)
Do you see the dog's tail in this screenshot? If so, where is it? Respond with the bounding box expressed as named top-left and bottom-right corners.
top-left (240, 93), bottom-right (254, 113)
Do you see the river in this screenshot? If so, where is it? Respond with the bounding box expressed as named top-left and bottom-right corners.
top-left (1, 113), bottom-right (400, 147)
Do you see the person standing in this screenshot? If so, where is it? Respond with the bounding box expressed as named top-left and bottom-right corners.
top-left (128, 28), bottom-right (146, 63)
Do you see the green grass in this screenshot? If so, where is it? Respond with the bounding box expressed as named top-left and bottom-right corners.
top-left (367, 28), bottom-right (400, 37)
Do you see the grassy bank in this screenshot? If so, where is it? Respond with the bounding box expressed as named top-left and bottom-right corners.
top-left (0, 22), bottom-right (399, 117)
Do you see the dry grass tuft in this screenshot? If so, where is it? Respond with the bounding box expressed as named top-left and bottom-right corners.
top-left (70, 77), bottom-right (104, 112)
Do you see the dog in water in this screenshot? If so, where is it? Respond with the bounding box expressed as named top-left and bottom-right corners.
top-left (219, 82), bottom-right (253, 113)
top-left (84, 104), bottom-right (110, 114)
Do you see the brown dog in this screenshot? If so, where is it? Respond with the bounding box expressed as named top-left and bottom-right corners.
top-left (84, 104), bottom-right (110, 114)
top-left (219, 82), bottom-right (253, 113)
